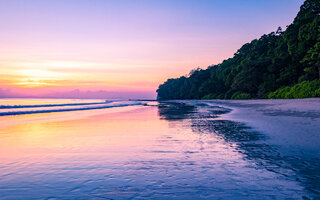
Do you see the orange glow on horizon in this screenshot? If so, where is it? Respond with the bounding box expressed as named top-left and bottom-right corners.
top-left (15, 69), bottom-right (65, 87)
top-left (0, 0), bottom-right (303, 99)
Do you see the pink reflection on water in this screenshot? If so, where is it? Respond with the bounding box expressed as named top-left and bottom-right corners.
top-left (0, 99), bottom-right (307, 199)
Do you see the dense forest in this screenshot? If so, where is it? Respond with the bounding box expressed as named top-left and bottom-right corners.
top-left (157, 0), bottom-right (320, 100)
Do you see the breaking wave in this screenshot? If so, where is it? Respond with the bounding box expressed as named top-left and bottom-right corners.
top-left (0, 100), bottom-right (143, 116)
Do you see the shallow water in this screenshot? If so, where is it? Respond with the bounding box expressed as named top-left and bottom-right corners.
top-left (0, 99), bottom-right (319, 199)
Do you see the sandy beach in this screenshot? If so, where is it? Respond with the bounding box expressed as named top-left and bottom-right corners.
top-left (0, 98), bottom-right (319, 199)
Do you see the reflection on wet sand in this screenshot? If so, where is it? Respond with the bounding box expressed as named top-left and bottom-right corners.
top-left (0, 99), bottom-right (318, 199)
top-left (158, 101), bottom-right (320, 199)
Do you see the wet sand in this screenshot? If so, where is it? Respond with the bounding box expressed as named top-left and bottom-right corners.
top-left (0, 98), bottom-right (319, 199)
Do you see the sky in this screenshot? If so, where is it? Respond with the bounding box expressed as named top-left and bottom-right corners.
top-left (0, 0), bottom-right (304, 99)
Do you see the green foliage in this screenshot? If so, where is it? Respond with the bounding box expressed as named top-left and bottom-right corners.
top-left (231, 92), bottom-right (252, 100)
top-left (268, 80), bottom-right (320, 99)
top-left (202, 94), bottom-right (215, 99)
top-left (157, 0), bottom-right (320, 100)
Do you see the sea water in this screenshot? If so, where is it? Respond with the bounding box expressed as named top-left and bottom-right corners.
top-left (0, 98), bottom-right (318, 199)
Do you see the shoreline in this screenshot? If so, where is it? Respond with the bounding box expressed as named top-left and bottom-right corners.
top-left (197, 98), bottom-right (320, 155)
top-left (158, 99), bottom-right (320, 198)
top-left (0, 99), bottom-right (319, 198)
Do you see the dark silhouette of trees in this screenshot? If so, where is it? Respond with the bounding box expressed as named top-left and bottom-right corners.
top-left (157, 0), bottom-right (320, 100)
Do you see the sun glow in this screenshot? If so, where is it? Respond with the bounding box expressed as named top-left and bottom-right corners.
top-left (16, 69), bottom-right (64, 87)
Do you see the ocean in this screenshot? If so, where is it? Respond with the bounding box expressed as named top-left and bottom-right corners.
top-left (0, 98), bottom-right (319, 199)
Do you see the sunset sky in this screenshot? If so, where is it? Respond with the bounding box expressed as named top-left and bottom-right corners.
top-left (0, 0), bottom-right (304, 99)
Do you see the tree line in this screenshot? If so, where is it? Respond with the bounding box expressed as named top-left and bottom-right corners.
top-left (157, 0), bottom-right (320, 100)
